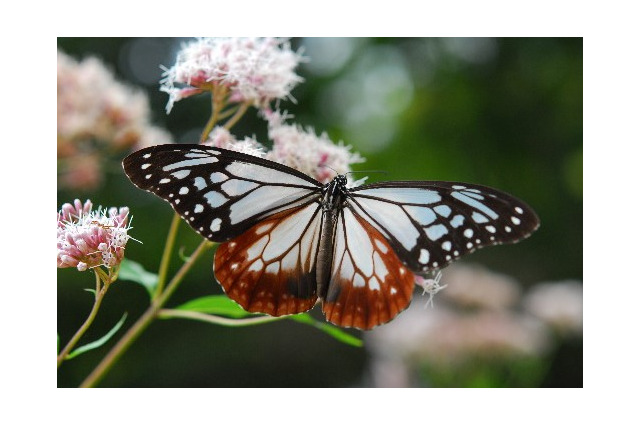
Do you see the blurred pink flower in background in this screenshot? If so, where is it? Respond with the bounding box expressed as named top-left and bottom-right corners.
top-left (365, 263), bottom-right (582, 387)
top-left (439, 264), bottom-right (522, 310)
top-left (160, 38), bottom-right (304, 113)
top-left (57, 199), bottom-right (133, 272)
top-left (57, 50), bottom-right (173, 191)
top-left (523, 280), bottom-right (583, 335)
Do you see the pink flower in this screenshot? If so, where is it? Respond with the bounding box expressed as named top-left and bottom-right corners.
top-left (160, 38), bottom-right (304, 113)
top-left (523, 281), bottom-right (583, 335)
top-left (57, 199), bottom-right (133, 271)
top-left (58, 50), bottom-right (173, 191)
top-left (203, 126), bottom-right (266, 158)
top-left (264, 111), bottom-right (364, 184)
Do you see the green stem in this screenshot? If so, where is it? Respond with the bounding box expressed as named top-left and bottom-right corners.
top-left (200, 85), bottom-right (228, 142)
top-left (223, 101), bottom-right (251, 130)
top-left (153, 213), bottom-right (182, 301)
top-left (158, 309), bottom-right (282, 327)
top-left (79, 240), bottom-right (215, 388)
top-left (57, 270), bottom-right (109, 368)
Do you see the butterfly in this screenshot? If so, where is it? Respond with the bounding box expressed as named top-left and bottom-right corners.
top-left (123, 144), bottom-right (539, 329)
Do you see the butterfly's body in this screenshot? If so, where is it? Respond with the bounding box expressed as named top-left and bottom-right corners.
top-left (124, 145), bottom-right (539, 329)
top-left (317, 175), bottom-right (348, 300)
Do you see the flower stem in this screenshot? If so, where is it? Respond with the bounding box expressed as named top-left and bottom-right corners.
top-left (57, 270), bottom-right (109, 368)
top-left (157, 309), bottom-right (282, 327)
top-left (223, 101), bottom-right (251, 130)
top-left (153, 213), bottom-right (182, 301)
top-left (79, 240), bottom-right (214, 388)
top-left (200, 85), bottom-right (228, 142)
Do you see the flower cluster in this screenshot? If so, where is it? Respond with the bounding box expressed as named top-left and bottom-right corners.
top-left (203, 126), bottom-right (266, 158)
top-left (58, 50), bottom-right (173, 190)
top-left (57, 199), bottom-right (133, 271)
top-left (265, 111), bottom-right (365, 184)
top-left (366, 263), bottom-right (583, 387)
top-left (160, 37), bottom-right (304, 113)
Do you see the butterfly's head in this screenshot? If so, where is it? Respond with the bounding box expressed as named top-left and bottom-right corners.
top-left (335, 174), bottom-right (348, 188)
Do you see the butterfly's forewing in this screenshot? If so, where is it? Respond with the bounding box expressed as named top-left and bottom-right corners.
top-left (214, 202), bottom-right (323, 316)
top-left (322, 207), bottom-right (415, 330)
top-left (348, 181), bottom-right (540, 274)
top-left (122, 144), bottom-right (322, 242)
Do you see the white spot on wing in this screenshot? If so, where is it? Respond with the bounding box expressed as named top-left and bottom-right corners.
top-left (194, 204), bottom-right (204, 213)
top-left (193, 176), bottom-right (207, 190)
top-left (369, 276), bottom-right (381, 291)
top-left (404, 205), bottom-right (437, 225)
top-left (355, 187), bottom-right (442, 204)
top-left (451, 191), bottom-right (498, 219)
top-left (225, 162), bottom-right (316, 187)
top-left (434, 205), bottom-right (452, 217)
top-left (204, 191), bottom-right (228, 208)
top-left (179, 187), bottom-right (189, 195)
top-left (163, 157), bottom-right (218, 171)
top-left (209, 218), bottom-right (222, 232)
top-left (472, 212), bottom-right (489, 224)
top-left (172, 169), bottom-right (191, 179)
top-left (419, 249), bottom-right (430, 264)
top-left (450, 215), bottom-right (465, 228)
top-left (246, 235), bottom-right (269, 259)
top-left (221, 179), bottom-right (260, 196)
top-left (426, 224), bottom-right (448, 241)
top-left (210, 172), bottom-right (227, 183)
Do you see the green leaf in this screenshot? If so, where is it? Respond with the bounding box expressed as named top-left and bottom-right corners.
top-left (65, 313), bottom-right (128, 360)
top-left (289, 314), bottom-right (363, 347)
top-left (174, 295), bottom-right (362, 347)
top-left (118, 258), bottom-right (158, 298)
top-left (175, 295), bottom-right (253, 318)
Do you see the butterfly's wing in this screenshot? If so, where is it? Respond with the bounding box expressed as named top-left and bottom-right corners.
top-left (321, 207), bottom-right (416, 330)
top-left (214, 202), bottom-right (323, 316)
top-left (347, 181), bottom-right (540, 273)
top-left (122, 144), bottom-right (322, 242)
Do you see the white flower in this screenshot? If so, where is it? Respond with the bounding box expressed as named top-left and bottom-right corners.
top-left (265, 111), bottom-right (365, 184)
top-left (203, 126), bottom-right (266, 158)
top-left (160, 37), bottom-right (304, 113)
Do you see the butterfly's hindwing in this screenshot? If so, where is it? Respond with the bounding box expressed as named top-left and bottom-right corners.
top-left (214, 202), bottom-right (323, 316)
top-left (321, 207), bottom-right (415, 329)
top-left (348, 181), bottom-right (540, 274)
top-left (123, 144), bottom-right (322, 242)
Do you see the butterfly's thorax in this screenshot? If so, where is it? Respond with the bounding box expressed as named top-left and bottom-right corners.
top-left (316, 175), bottom-right (348, 299)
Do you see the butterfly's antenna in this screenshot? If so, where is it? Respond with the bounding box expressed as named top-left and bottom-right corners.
top-left (347, 170), bottom-right (389, 176)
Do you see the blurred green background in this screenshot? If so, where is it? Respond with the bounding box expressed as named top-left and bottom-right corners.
top-left (57, 38), bottom-right (582, 387)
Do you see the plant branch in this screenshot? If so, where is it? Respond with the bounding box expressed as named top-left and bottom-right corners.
top-left (57, 270), bottom-right (109, 368)
top-left (153, 213), bottom-right (181, 301)
top-left (158, 309), bottom-right (282, 327)
top-left (79, 240), bottom-right (215, 387)
top-left (223, 101), bottom-right (251, 130)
